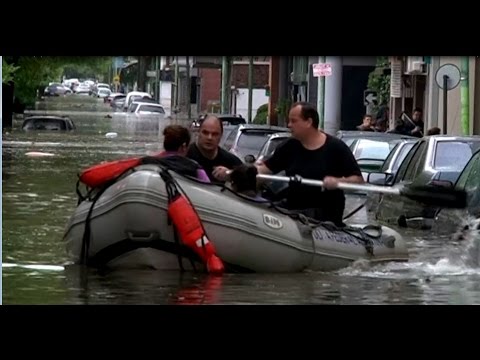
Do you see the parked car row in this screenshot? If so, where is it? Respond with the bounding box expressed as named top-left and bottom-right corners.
top-left (339, 129), bottom-right (480, 237)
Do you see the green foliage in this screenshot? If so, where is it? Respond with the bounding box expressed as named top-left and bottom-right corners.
top-left (367, 56), bottom-right (391, 114)
top-left (253, 103), bottom-right (268, 124)
top-left (275, 98), bottom-right (292, 118)
top-left (4, 56), bottom-right (112, 107)
top-left (2, 58), bottom-right (19, 83)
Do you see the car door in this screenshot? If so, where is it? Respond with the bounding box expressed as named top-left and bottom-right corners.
top-left (375, 140), bottom-right (428, 225)
top-left (434, 150), bottom-right (480, 233)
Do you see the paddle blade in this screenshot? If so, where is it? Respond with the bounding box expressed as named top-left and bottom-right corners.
top-left (400, 185), bottom-right (468, 209)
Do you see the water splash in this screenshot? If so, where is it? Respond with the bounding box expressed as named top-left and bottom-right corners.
top-left (339, 220), bottom-right (480, 279)
top-left (2, 263), bottom-right (65, 271)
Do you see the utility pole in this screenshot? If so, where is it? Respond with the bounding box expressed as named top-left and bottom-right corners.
top-left (174, 56), bottom-right (179, 113)
top-left (186, 55), bottom-right (191, 120)
top-left (137, 56), bottom-right (147, 92)
top-left (155, 56), bottom-right (160, 102)
top-left (317, 55), bottom-right (326, 129)
top-left (221, 56), bottom-right (230, 114)
top-left (461, 56), bottom-right (470, 135)
top-left (248, 56), bottom-right (254, 122)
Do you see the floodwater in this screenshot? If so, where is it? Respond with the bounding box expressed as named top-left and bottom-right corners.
top-left (3, 96), bottom-right (480, 304)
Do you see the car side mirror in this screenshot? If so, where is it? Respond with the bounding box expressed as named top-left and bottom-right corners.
top-left (244, 154), bottom-right (256, 164)
top-left (367, 172), bottom-right (388, 186)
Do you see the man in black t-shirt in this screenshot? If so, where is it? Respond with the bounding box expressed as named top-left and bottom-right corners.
top-left (187, 115), bottom-right (242, 182)
top-left (256, 102), bottom-right (364, 226)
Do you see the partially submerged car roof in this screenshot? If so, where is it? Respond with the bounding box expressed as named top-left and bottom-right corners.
top-left (22, 115), bottom-right (76, 131)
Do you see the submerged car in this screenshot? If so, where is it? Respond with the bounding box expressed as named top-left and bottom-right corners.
top-left (22, 116), bottom-right (76, 131)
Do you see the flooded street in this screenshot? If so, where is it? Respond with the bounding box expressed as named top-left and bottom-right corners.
top-left (3, 97), bottom-right (480, 304)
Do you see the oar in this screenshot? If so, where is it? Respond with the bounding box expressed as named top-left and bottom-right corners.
top-left (256, 174), bottom-right (467, 209)
top-left (401, 112), bottom-right (424, 137)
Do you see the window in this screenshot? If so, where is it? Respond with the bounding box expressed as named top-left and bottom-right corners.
top-left (218, 117), bottom-right (246, 126)
top-left (128, 103), bottom-right (139, 113)
top-left (403, 141), bottom-right (428, 181)
top-left (393, 142), bottom-right (418, 184)
top-left (137, 105), bottom-right (165, 114)
top-left (235, 131), bottom-right (272, 156)
top-left (434, 141), bottom-right (477, 171)
top-left (354, 139), bottom-right (393, 161)
top-left (24, 119), bottom-right (66, 131)
top-left (391, 142), bottom-right (415, 173)
top-left (265, 137), bottom-right (289, 157)
top-left (343, 138), bottom-right (355, 147)
top-left (223, 127), bottom-right (238, 150)
top-left (456, 151), bottom-right (480, 209)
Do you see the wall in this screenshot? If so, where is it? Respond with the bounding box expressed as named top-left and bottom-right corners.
top-left (435, 56), bottom-right (476, 135)
top-left (199, 68), bottom-right (221, 112)
top-left (159, 82), bottom-right (172, 115)
top-left (474, 57), bottom-right (480, 135)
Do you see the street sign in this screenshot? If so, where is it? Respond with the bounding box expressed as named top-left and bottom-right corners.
top-left (113, 75), bottom-right (120, 85)
top-left (312, 63), bottom-right (332, 77)
top-left (363, 90), bottom-right (378, 106)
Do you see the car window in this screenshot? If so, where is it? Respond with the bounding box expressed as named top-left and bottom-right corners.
top-left (128, 103), bottom-right (139, 113)
top-left (465, 154), bottom-right (480, 209)
top-left (433, 141), bottom-right (477, 171)
top-left (343, 138), bottom-right (355, 147)
top-left (394, 141), bottom-right (420, 183)
top-left (389, 142), bottom-right (415, 173)
top-left (354, 139), bottom-right (394, 160)
top-left (223, 128), bottom-right (238, 150)
top-left (218, 117), bottom-right (246, 126)
top-left (265, 137), bottom-right (289, 157)
top-left (138, 105), bottom-right (165, 114)
top-left (456, 151), bottom-right (480, 209)
top-left (235, 131), bottom-right (272, 156)
top-left (25, 119), bottom-right (66, 131)
top-left (403, 141), bottom-right (428, 181)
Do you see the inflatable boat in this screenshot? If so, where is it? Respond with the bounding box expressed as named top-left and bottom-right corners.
top-left (63, 158), bottom-right (408, 273)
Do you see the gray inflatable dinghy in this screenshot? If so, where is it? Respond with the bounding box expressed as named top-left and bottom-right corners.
top-left (63, 163), bottom-right (408, 272)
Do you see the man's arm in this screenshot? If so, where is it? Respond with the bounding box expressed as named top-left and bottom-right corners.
top-left (211, 149), bottom-right (243, 181)
top-left (255, 160), bottom-right (273, 175)
top-left (323, 174), bottom-right (364, 190)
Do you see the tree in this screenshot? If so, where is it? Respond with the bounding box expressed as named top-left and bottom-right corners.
top-left (2, 58), bottom-right (19, 83)
top-left (367, 56), bottom-right (391, 114)
top-left (3, 56), bottom-right (113, 107)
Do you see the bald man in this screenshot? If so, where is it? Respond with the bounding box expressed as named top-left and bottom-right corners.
top-left (186, 115), bottom-right (242, 182)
